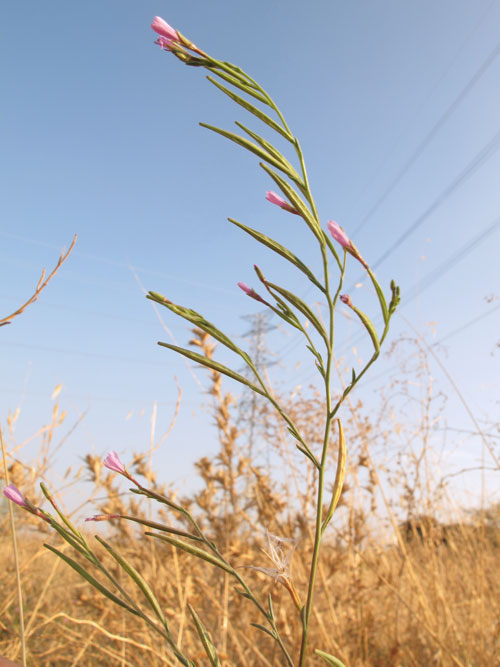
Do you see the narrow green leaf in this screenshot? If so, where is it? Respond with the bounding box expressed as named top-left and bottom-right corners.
top-left (305, 344), bottom-right (324, 367)
top-left (260, 163), bottom-right (323, 239)
top-left (251, 623), bottom-right (277, 639)
top-left (46, 518), bottom-right (94, 563)
top-left (188, 604), bottom-right (222, 667)
top-left (44, 544), bottom-right (139, 616)
top-left (314, 360), bottom-right (326, 378)
top-left (267, 593), bottom-right (275, 620)
top-left (235, 121), bottom-right (295, 168)
top-left (146, 532), bottom-right (235, 574)
top-left (157, 342), bottom-right (266, 396)
top-left (206, 76), bottom-right (293, 141)
top-left (265, 280), bottom-right (329, 347)
top-left (314, 649), bottom-right (347, 667)
top-left (296, 444), bottom-right (320, 468)
top-left (228, 218), bottom-right (323, 291)
top-left (147, 292), bottom-right (251, 362)
top-left (121, 515), bottom-right (203, 542)
top-left (273, 303), bottom-right (303, 331)
top-left (367, 268), bottom-right (389, 324)
top-left (96, 537), bottom-right (167, 626)
top-left (200, 123), bottom-right (300, 181)
top-left (222, 61), bottom-right (249, 78)
top-left (349, 304), bottom-right (380, 354)
top-left (204, 58), bottom-right (258, 88)
top-left (234, 587), bottom-right (252, 600)
top-left (40, 483), bottom-right (83, 540)
top-left (253, 265), bottom-right (308, 329)
top-left (208, 69), bottom-right (269, 104)
top-left (129, 487), bottom-right (184, 513)
top-left (306, 345), bottom-right (326, 378)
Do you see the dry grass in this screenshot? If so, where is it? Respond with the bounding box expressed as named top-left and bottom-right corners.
top-left (1, 523), bottom-right (498, 665)
top-left (1, 331), bottom-right (499, 666)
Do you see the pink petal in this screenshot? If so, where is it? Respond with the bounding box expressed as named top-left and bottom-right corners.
top-left (155, 36), bottom-right (174, 51)
top-left (238, 282), bottom-right (270, 307)
top-left (238, 282), bottom-right (252, 296)
top-left (3, 484), bottom-right (28, 508)
top-left (266, 191), bottom-right (298, 214)
top-left (326, 221), bottom-right (351, 250)
top-left (151, 16), bottom-right (179, 42)
top-left (266, 191), bottom-right (287, 207)
top-left (103, 451), bottom-right (126, 474)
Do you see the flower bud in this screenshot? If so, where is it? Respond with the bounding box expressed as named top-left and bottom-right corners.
top-left (3, 484), bottom-right (29, 508)
top-left (151, 16), bottom-right (179, 42)
top-left (266, 191), bottom-right (298, 215)
top-left (103, 451), bottom-right (126, 474)
top-left (238, 282), bottom-right (271, 307)
top-left (327, 221), bottom-right (368, 269)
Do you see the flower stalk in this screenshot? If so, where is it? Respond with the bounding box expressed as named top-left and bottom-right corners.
top-left (19, 17), bottom-right (400, 667)
top-left (146, 16), bottom-right (398, 664)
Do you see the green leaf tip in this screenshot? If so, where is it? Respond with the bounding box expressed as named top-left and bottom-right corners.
top-left (315, 649), bottom-right (348, 667)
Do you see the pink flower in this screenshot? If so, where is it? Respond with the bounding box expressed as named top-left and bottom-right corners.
top-left (238, 282), bottom-right (271, 307)
top-left (327, 221), bottom-right (351, 250)
top-left (103, 451), bottom-right (126, 474)
top-left (238, 282), bottom-right (253, 297)
top-left (327, 221), bottom-right (368, 269)
top-left (266, 191), bottom-right (299, 215)
top-left (155, 36), bottom-right (174, 51)
top-left (3, 484), bottom-right (29, 508)
top-left (151, 16), bottom-right (179, 42)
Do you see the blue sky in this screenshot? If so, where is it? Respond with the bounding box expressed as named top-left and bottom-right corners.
top-left (1, 1), bottom-right (499, 503)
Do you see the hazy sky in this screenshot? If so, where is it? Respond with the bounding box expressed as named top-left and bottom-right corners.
top-left (2, 1), bottom-right (499, 503)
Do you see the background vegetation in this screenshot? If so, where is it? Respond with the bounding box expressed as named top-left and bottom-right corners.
top-left (2, 329), bottom-right (499, 666)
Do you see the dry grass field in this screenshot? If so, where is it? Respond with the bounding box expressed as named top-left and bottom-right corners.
top-left (2, 332), bottom-right (499, 666)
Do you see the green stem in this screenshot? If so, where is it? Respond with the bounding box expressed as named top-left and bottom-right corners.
top-left (232, 572), bottom-right (294, 667)
top-left (298, 233), bottom-right (336, 665)
top-left (138, 485), bottom-right (294, 665)
top-left (250, 365), bottom-right (319, 466)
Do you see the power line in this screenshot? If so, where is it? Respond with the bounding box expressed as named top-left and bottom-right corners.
top-left (352, 33), bottom-right (500, 237)
top-left (319, 302), bottom-right (500, 390)
top-left (341, 210), bottom-right (500, 354)
top-left (292, 211), bottom-right (500, 388)
top-left (437, 301), bottom-right (500, 345)
top-left (401, 214), bottom-right (500, 303)
top-left (255, 23), bottom-right (500, 368)
top-left (273, 206), bottom-right (500, 371)
top-left (264, 122), bottom-right (500, 367)
top-left (0, 232), bottom-right (236, 297)
top-left (0, 386), bottom-right (179, 406)
top-left (226, 169), bottom-right (500, 378)
top-left (0, 293), bottom-right (159, 329)
top-left (366, 127), bottom-right (500, 275)
top-left (0, 340), bottom-right (173, 367)
top-left (346, 0), bottom-right (497, 218)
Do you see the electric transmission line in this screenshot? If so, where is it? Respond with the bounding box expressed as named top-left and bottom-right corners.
top-left (352, 33), bottom-right (500, 237)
